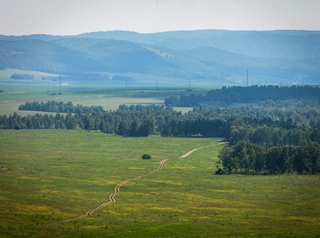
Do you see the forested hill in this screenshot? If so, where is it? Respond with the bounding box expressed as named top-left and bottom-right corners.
top-left (2, 30), bottom-right (320, 59)
top-left (76, 30), bottom-right (320, 59)
top-left (1, 30), bottom-right (320, 84)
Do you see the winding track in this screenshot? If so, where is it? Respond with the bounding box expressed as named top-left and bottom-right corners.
top-left (179, 146), bottom-right (210, 158)
top-left (62, 148), bottom-right (204, 222)
top-left (179, 148), bottom-right (199, 158)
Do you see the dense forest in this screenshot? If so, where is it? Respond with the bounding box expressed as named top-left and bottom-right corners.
top-left (19, 101), bottom-right (104, 113)
top-left (165, 85), bottom-right (320, 106)
top-left (1, 100), bottom-right (320, 147)
top-left (218, 141), bottom-right (320, 175)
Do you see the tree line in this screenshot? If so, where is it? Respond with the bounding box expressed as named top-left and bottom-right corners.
top-left (11, 73), bottom-right (34, 80)
top-left (218, 141), bottom-right (320, 175)
top-left (19, 101), bottom-right (104, 113)
top-left (2, 92), bottom-right (320, 175)
top-left (1, 102), bottom-right (320, 148)
top-left (165, 85), bottom-right (320, 107)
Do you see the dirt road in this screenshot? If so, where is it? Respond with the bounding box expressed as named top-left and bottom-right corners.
top-left (62, 159), bottom-right (169, 222)
top-left (62, 148), bottom-right (204, 222)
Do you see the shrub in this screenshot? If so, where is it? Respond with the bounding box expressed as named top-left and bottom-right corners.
top-left (142, 154), bottom-right (151, 160)
top-left (215, 168), bottom-right (225, 175)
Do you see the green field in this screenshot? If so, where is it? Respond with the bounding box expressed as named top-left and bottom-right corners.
top-left (1, 70), bottom-right (320, 237)
top-left (0, 69), bottom-right (220, 115)
top-left (0, 78), bottom-right (190, 117)
top-left (0, 130), bottom-right (319, 237)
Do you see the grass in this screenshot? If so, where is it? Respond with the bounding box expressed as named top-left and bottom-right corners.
top-left (0, 129), bottom-right (320, 237)
top-left (0, 81), bottom-right (198, 115)
top-left (0, 68), bottom-right (220, 115)
top-left (1, 70), bottom-right (319, 237)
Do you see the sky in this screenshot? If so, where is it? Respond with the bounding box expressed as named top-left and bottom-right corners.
top-left (1, 0), bottom-right (320, 36)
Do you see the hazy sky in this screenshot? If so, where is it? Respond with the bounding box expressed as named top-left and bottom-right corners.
top-left (1, 0), bottom-right (319, 36)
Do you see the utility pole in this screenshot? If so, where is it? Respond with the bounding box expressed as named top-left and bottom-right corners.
top-left (246, 68), bottom-right (249, 87)
top-left (59, 73), bottom-right (62, 95)
top-left (186, 80), bottom-right (192, 91)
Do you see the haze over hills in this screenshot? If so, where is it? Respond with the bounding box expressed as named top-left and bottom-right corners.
top-left (0, 30), bottom-right (319, 85)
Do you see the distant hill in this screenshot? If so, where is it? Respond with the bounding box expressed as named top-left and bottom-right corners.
top-left (0, 34), bottom-right (63, 41)
top-left (0, 30), bottom-right (319, 84)
top-left (54, 38), bottom-right (173, 74)
top-left (0, 40), bottom-right (106, 72)
top-left (76, 30), bottom-right (320, 59)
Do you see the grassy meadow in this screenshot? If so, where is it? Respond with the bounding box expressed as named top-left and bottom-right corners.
top-left (0, 130), bottom-right (319, 237)
top-left (1, 70), bottom-right (320, 237)
top-left (0, 68), bottom-right (219, 115)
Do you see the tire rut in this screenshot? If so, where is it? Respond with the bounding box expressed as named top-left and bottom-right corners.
top-left (179, 146), bottom-right (208, 158)
top-left (62, 147), bottom-right (207, 223)
top-left (62, 159), bottom-right (168, 222)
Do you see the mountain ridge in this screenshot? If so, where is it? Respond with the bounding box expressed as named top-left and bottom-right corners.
top-left (1, 29), bottom-right (319, 59)
top-left (1, 30), bottom-right (319, 85)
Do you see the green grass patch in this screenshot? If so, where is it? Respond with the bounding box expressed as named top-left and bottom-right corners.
top-left (0, 69), bottom-right (219, 115)
top-left (0, 82), bottom-right (209, 115)
top-left (0, 130), bottom-right (319, 237)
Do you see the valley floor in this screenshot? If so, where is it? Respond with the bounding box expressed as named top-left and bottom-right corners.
top-left (0, 130), bottom-right (319, 237)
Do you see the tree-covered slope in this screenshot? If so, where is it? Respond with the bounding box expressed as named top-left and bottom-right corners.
top-left (54, 38), bottom-right (174, 74)
top-left (0, 40), bottom-right (105, 73)
top-left (2, 30), bottom-right (319, 59)
top-left (1, 30), bottom-right (320, 83)
top-left (75, 30), bottom-right (320, 59)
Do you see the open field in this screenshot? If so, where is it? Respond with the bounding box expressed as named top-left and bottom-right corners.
top-left (1, 69), bottom-right (320, 237)
top-left (0, 69), bottom-right (222, 115)
top-left (1, 130), bottom-right (320, 237)
top-left (0, 88), bottom-right (193, 116)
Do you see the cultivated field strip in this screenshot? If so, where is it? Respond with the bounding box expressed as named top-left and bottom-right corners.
top-left (62, 148), bottom-right (204, 223)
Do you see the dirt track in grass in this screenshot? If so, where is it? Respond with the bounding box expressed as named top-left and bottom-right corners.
top-left (62, 148), bottom-right (204, 222)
